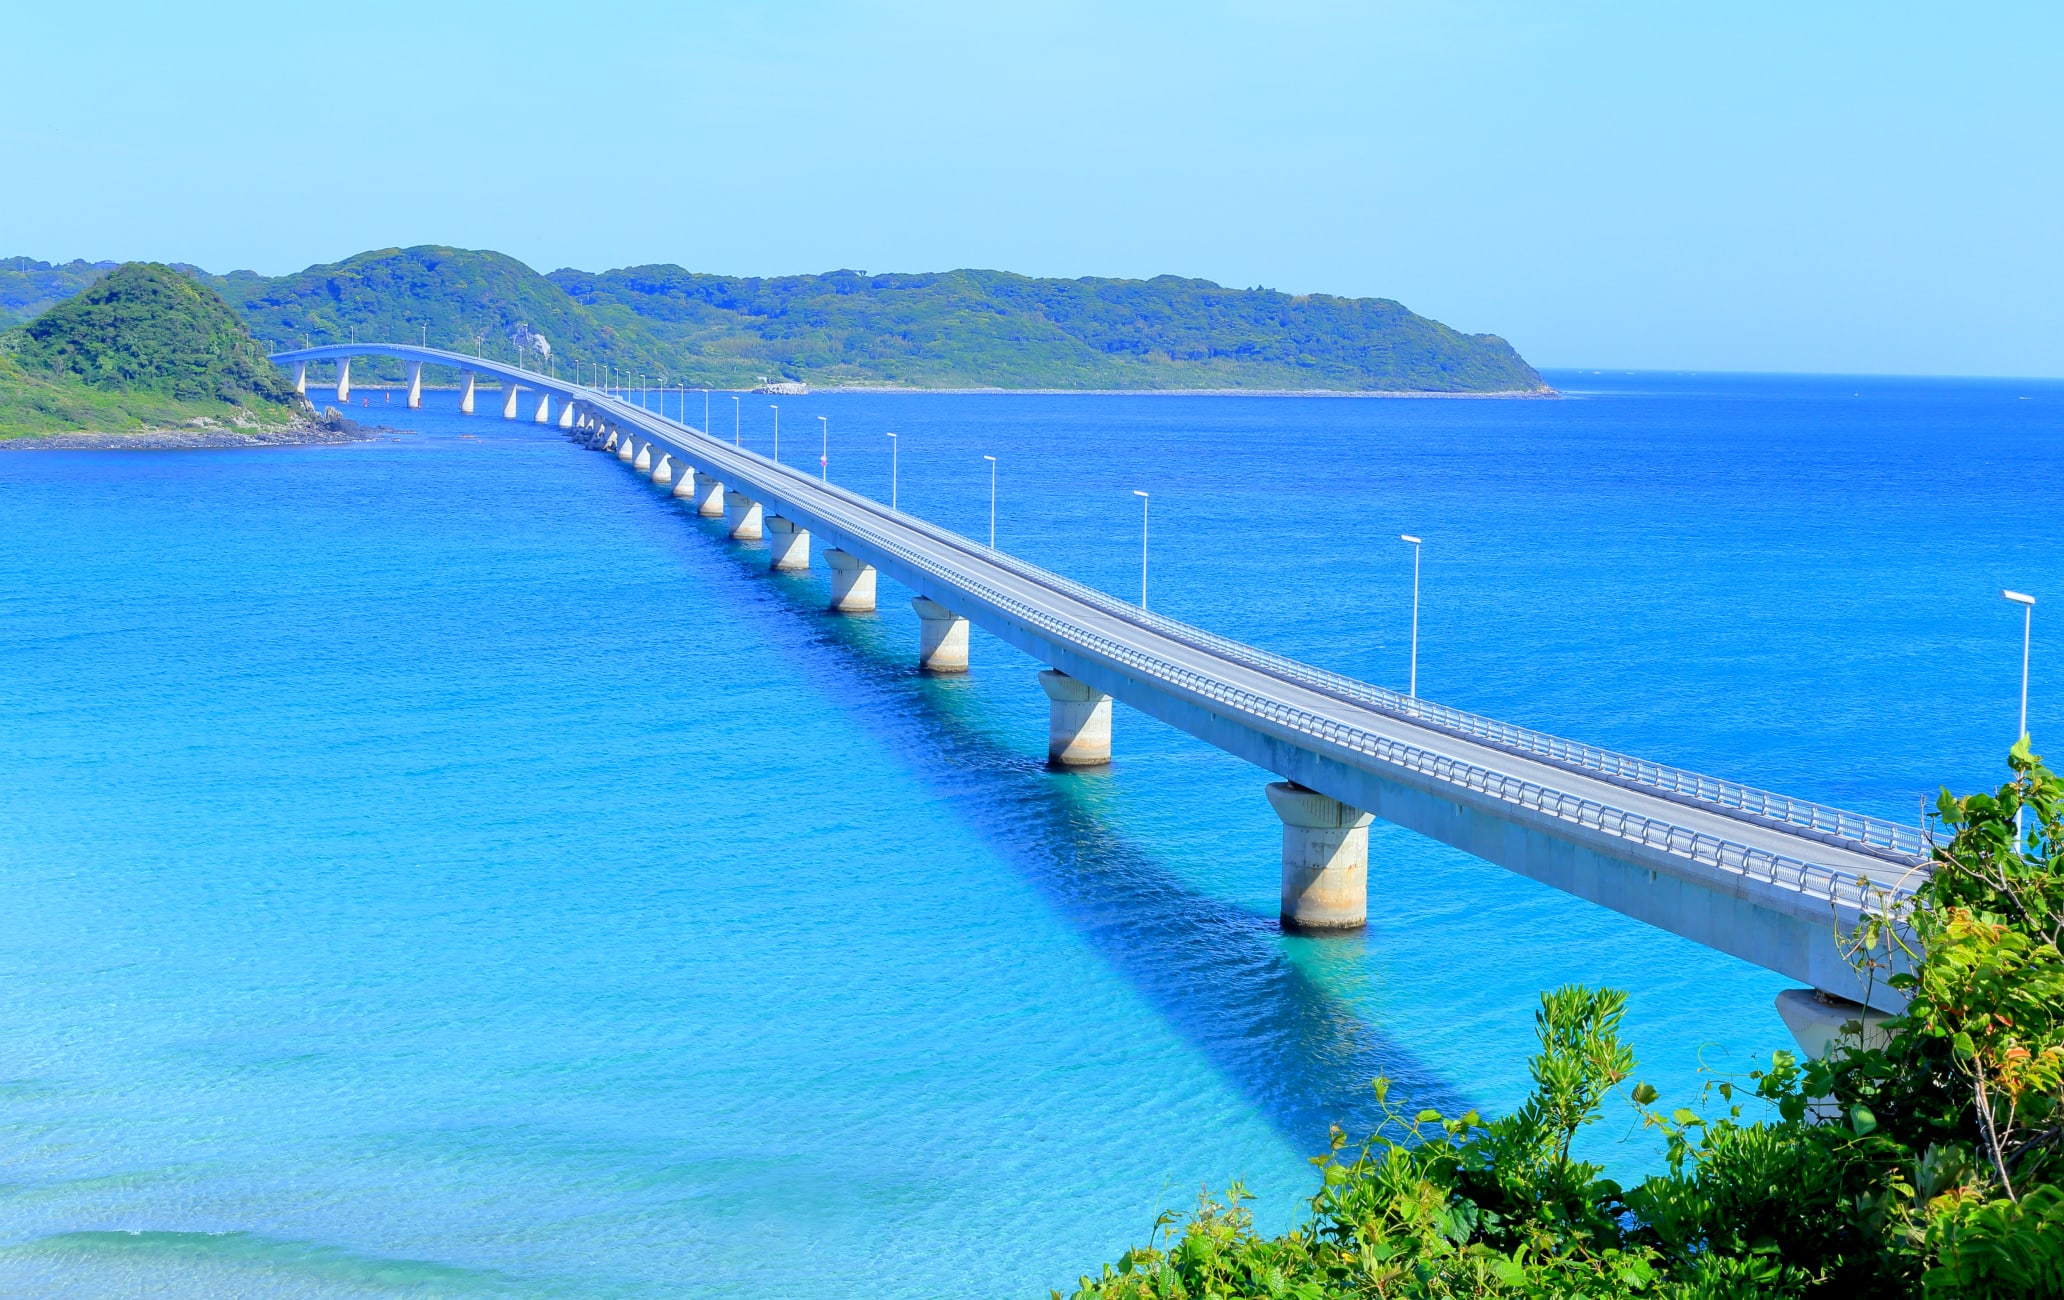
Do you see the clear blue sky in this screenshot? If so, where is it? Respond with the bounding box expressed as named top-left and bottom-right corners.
top-left (5, 1), bottom-right (2058, 376)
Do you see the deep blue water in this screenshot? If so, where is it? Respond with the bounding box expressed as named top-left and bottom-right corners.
top-left (1, 371), bottom-right (2057, 1297)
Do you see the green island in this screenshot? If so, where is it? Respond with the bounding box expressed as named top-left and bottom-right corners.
top-left (1066, 744), bottom-right (2064, 1299)
top-left (0, 262), bottom-right (302, 440)
top-left (1, 247), bottom-right (1545, 397)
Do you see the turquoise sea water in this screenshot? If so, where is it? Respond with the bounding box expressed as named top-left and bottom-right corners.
top-left (1, 372), bottom-right (2058, 1297)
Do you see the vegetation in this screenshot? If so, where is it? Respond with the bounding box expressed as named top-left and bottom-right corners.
top-left (0, 263), bottom-right (298, 438)
top-left (0, 256), bottom-right (116, 329)
top-left (1068, 743), bottom-right (2064, 1299)
top-left (5, 246), bottom-right (1544, 393)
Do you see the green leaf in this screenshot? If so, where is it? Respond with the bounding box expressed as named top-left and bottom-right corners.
top-left (1630, 1082), bottom-right (1659, 1106)
top-left (1414, 1109), bottom-right (1442, 1124)
top-left (1849, 1104), bottom-right (1877, 1135)
top-left (1491, 1258), bottom-right (1526, 1287)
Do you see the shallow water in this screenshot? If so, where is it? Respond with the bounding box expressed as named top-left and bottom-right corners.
top-left (1, 372), bottom-right (2057, 1296)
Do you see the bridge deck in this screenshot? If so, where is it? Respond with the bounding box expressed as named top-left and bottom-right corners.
top-left (279, 345), bottom-right (1930, 1008)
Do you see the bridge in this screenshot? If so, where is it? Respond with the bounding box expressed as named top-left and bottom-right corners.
top-left (278, 343), bottom-right (1930, 1048)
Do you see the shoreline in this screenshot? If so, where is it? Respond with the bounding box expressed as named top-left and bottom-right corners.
top-left (1, 413), bottom-right (389, 451)
top-left (808, 385), bottom-right (1560, 398)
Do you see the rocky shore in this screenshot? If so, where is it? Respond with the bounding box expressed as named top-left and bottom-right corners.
top-left (1, 408), bottom-right (388, 451)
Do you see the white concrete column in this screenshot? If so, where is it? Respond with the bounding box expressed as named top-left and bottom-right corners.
top-left (766, 516), bottom-right (810, 570)
top-left (671, 463), bottom-right (698, 498)
top-left (335, 356), bottom-right (352, 403)
top-left (558, 399), bottom-right (576, 429)
top-left (724, 491), bottom-right (764, 540)
top-left (616, 431), bottom-right (636, 463)
top-left (651, 453), bottom-right (675, 486)
top-left (1038, 669), bottom-right (1112, 766)
top-left (459, 371), bottom-right (476, 415)
top-left (601, 426), bottom-right (619, 452)
top-left (293, 361), bottom-right (308, 395)
top-left (1775, 990), bottom-right (1894, 1061)
top-left (693, 471), bottom-right (725, 517)
top-left (1267, 782), bottom-right (1374, 931)
top-left (502, 383), bottom-right (521, 420)
top-left (406, 361), bottom-right (423, 409)
top-left (632, 442), bottom-right (654, 472)
top-left (533, 391), bottom-right (552, 424)
top-left (824, 549), bottom-right (877, 612)
top-left (912, 597), bottom-right (970, 673)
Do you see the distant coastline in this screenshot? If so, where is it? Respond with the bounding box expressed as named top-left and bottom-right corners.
top-left (2, 412), bottom-right (384, 451)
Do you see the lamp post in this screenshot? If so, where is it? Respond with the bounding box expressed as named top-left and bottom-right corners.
top-left (770, 404), bottom-right (779, 460)
top-left (732, 395), bottom-right (740, 445)
top-left (819, 415), bottom-right (829, 481)
top-left (2005, 588), bottom-right (2038, 842)
top-left (984, 455), bottom-right (996, 547)
top-left (886, 432), bottom-right (898, 510)
top-left (702, 389), bottom-right (710, 436)
top-left (1401, 534), bottom-right (1423, 699)
top-left (1134, 490), bottom-right (1150, 609)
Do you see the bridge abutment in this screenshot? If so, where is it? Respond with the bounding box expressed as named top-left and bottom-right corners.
top-left (724, 492), bottom-right (764, 540)
top-left (1268, 781), bottom-right (1373, 931)
top-left (1039, 669), bottom-right (1112, 766)
top-left (825, 550), bottom-right (876, 612)
top-left (912, 597), bottom-right (969, 673)
top-left (767, 517), bottom-right (810, 570)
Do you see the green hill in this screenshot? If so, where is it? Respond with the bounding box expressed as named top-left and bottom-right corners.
top-left (0, 258), bottom-right (118, 329)
top-left (551, 264), bottom-right (1545, 392)
top-left (0, 263), bottom-right (300, 438)
top-left (7, 245), bottom-right (1545, 394)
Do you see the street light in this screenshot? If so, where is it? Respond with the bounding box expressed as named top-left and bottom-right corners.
top-left (702, 389), bottom-right (710, 436)
top-left (732, 395), bottom-right (740, 445)
top-left (886, 432), bottom-right (898, 509)
top-left (983, 455), bottom-right (996, 547)
top-left (2005, 589), bottom-right (2037, 842)
top-left (1401, 534), bottom-right (1423, 699)
top-left (770, 404), bottom-right (779, 460)
top-left (1134, 490), bottom-right (1150, 609)
top-left (819, 415), bottom-right (829, 481)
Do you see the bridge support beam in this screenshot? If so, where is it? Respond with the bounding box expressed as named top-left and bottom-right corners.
top-left (559, 399), bottom-right (576, 430)
top-left (335, 357), bottom-right (352, 403)
top-left (671, 463), bottom-right (698, 498)
top-left (632, 442), bottom-right (653, 472)
top-left (1039, 669), bottom-right (1111, 766)
top-left (616, 433), bottom-right (636, 463)
top-left (293, 361), bottom-right (308, 396)
top-left (406, 361), bottom-right (423, 409)
top-left (1774, 989), bottom-right (1893, 1061)
top-left (825, 550), bottom-right (876, 612)
top-left (724, 491), bottom-right (763, 540)
top-left (459, 371), bottom-right (476, 414)
top-left (912, 597), bottom-right (970, 673)
top-left (651, 453), bottom-right (675, 486)
top-left (534, 392), bottom-right (552, 424)
top-left (1268, 782), bottom-right (1373, 931)
top-left (502, 384), bottom-right (521, 420)
top-left (693, 472), bottom-right (725, 517)
top-left (767, 517), bottom-right (810, 570)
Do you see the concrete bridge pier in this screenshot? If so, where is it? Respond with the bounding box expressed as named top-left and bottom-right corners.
top-left (293, 361), bottom-right (308, 395)
top-left (724, 491), bottom-right (764, 540)
top-left (633, 442), bottom-right (654, 472)
top-left (651, 453), bottom-right (675, 486)
top-left (825, 550), bottom-right (876, 612)
top-left (459, 371), bottom-right (476, 414)
top-left (693, 472), bottom-right (725, 517)
top-left (502, 384), bottom-right (521, 420)
top-left (767, 517), bottom-right (810, 570)
top-left (406, 362), bottom-right (423, 409)
top-left (1039, 669), bottom-right (1111, 766)
top-left (335, 357), bottom-right (352, 403)
top-left (912, 597), bottom-right (970, 673)
top-left (1268, 781), bottom-right (1373, 931)
top-left (559, 400), bottom-right (576, 430)
top-left (1775, 989), bottom-right (1894, 1061)
top-left (616, 433), bottom-right (636, 463)
top-left (533, 392), bottom-right (552, 424)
